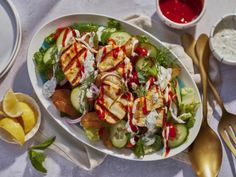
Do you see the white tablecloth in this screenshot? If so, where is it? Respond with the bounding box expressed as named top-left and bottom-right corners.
top-left (0, 0), bottom-right (236, 176)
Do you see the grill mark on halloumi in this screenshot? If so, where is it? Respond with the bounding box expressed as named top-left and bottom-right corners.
top-left (60, 41), bottom-right (88, 86)
top-left (97, 47), bottom-right (126, 72)
top-left (63, 48), bottom-right (86, 73)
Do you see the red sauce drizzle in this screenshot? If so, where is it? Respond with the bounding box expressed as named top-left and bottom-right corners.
top-left (121, 45), bottom-right (126, 53)
top-left (84, 50), bottom-right (88, 60)
top-left (63, 48), bottom-right (86, 73)
top-left (148, 77), bottom-right (156, 89)
top-left (142, 97), bottom-right (148, 114)
top-left (101, 47), bottom-right (120, 62)
top-left (155, 85), bottom-right (159, 92)
top-left (119, 61), bottom-right (126, 78)
top-left (52, 28), bottom-right (65, 40)
top-left (112, 47), bottom-right (120, 59)
top-left (71, 59), bottom-right (84, 85)
top-left (62, 28), bottom-right (70, 47)
top-left (108, 39), bottom-right (116, 45)
top-left (71, 29), bottom-right (77, 38)
top-left (98, 86), bottom-right (105, 105)
top-left (73, 42), bottom-right (78, 53)
top-left (159, 0), bottom-right (203, 24)
top-left (126, 93), bottom-right (138, 132)
top-left (96, 106), bottom-right (106, 120)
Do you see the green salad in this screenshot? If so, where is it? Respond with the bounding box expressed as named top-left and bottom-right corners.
top-left (33, 19), bottom-right (199, 157)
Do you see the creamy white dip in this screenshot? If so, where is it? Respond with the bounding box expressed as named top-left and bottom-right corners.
top-left (211, 29), bottom-right (236, 61)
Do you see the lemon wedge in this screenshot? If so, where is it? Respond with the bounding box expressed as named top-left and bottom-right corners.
top-left (0, 117), bottom-right (25, 145)
top-left (18, 102), bottom-right (36, 133)
top-left (2, 89), bottom-right (22, 118)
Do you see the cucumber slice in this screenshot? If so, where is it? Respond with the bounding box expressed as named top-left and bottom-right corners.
top-left (168, 124), bottom-right (188, 148)
top-left (56, 29), bottom-right (66, 48)
top-left (110, 120), bottom-right (128, 148)
top-left (71, 86), bottom-right (88, 114)
top-left (139, 43), bottom-right (158, 58)
top-left (43, 46), bottom-right (56, 64)
top-left (109, 32), bottom-right (131, 46)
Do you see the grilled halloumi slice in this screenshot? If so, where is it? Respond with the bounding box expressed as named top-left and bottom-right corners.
top-left (97, 45), bottom-right (126, 72)
top-left (60, 41), bottom-right (89, 86)
top-left (95, 103), bottom-right (120, 124)
top-left (146, 86), bottom-right (164, 110)
top-left (121, 37), bottom-right (139, 57)
top-left (115, 57), bottom-right (133, 78)
top-left (132, 87), bottom-right (164, 127)
top-left (132, 97), bottom-right (147, 127)
top-left (102, 94), bottom-right (126, 120)
top-left (95, 77), bottom-right (133, 123)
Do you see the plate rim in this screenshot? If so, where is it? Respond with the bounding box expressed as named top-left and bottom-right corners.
top-left (27, 13), bottom-right (203, 161)
top-left (0, 0), bottom-right (22, 78)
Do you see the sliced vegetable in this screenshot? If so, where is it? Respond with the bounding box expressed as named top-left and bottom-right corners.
top-left (110, 120), bottom-right (128, 148)
top-left (70, 85), bottom-right (89, 114)
top-left (56, 29), bottom-right (66, 48)
top-left (43, 46), bottom-right (57, 64)
top-left (139, 43), bottom-right (158, 58)
top-left (101, 28), bottom-right (116, 44)
top-left (109, 32), bottom-right (131, 46)
top-left (168, 124), bottom-right (188, 148)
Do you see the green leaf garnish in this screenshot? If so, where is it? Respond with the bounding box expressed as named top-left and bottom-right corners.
top-left (107, 19), bottom-right (122, 31)
top-left (28, 136), bottom-right (56, 173)
top-left (28, 149), bottom-right (47, 173)
top-left (154, 48), bottom-right (176, 68)
top-left (30, 136), bottom-right (56, 150)
top-left (134, 139), bottom-right (145, 158)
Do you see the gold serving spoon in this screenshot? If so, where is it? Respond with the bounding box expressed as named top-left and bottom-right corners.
top-left (181, 34), bottom-right (222, 177)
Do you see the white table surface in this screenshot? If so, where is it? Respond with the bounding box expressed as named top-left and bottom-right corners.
top-left (0, 0), bottom-right (236, 177)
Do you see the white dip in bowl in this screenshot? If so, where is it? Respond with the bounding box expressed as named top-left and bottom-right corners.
top-left (210, 14), bottom-right (236, 65)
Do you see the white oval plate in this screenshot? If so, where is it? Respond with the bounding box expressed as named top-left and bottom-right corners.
top-left (0, 0), bottom-right (21, 78)
top-left (27, 13), bottom-right (202, 161)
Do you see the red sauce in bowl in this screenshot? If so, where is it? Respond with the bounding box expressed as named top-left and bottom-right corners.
top-left (159, 0), bottom-right (203, 24)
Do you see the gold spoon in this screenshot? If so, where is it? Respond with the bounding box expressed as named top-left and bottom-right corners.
top-left (181, 34), bottom-right (222, 177)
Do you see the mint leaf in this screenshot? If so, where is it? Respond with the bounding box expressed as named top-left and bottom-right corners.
top-left (30, 136), bottom-right (56, 150)
top-left (28, 149), bottom-right (47, 173)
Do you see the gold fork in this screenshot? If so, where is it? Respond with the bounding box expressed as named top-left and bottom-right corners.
top-left (209, 80), bottom-right (236, 156)
top-left (182, 33), bottom-right (236, 156)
